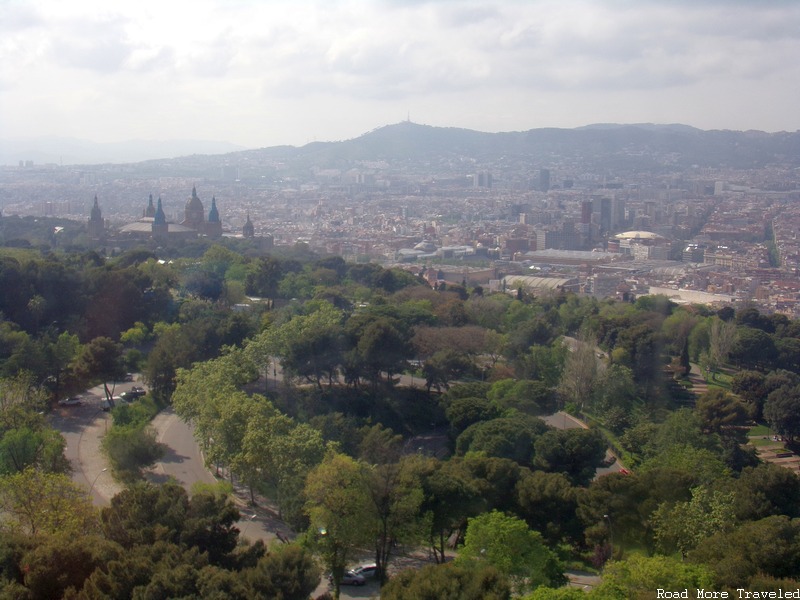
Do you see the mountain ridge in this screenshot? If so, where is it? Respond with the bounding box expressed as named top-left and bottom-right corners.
top-left (4, 122), bottom-right (800, 170)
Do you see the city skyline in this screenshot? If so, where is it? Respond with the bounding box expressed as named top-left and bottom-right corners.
top-left (2, 0), bottom-right (799, 151)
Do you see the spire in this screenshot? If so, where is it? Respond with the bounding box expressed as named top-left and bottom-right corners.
top-left (192, 185), bottom-right (198, 199)
top-left (208, 196), bottom-right (220, 223)
top-left (145, 193), bottom-right (156, 218)
top-left (90, 195), bottom-right (102, 219)
top-left (243, 211), bottom-right (254, 238)
top-left (154, 196), bottom-right (166, 225)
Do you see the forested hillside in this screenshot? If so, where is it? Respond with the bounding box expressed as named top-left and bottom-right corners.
top-left (2, 240), bottom-right (800, 598)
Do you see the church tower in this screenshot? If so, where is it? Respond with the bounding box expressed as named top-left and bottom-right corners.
top-left (144, 193), bottom-right (156, 218)
top-left (206, 196), bottom-right (223, 238)
top-left (87, 195), bottom-right (104, 239)
top-left (243, 212), bottom-right (255, 238)
top-left (152, 196), bottom-right (168, 237)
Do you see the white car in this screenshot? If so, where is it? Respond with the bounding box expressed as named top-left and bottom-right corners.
top-left (352, 564), bottom-right (377, 579)
top-left (328, 570), bottom-right (366, 586)
top-left (58, 397), bottom-right (83, 407)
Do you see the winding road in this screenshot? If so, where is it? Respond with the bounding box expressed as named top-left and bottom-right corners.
top-left (53, 373), bottom-right (611, 597)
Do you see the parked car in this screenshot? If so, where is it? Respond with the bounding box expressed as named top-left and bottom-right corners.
top-left (328, 570), bottom-right (366, 586)
top-left (120, 391), bottom-right (139, 402)
top-left (352, 563), bottom-right (377, 579)
top-left (130, 386), bottom-right (147, 397)
top-left (58, 397), bottom-right (83, 407)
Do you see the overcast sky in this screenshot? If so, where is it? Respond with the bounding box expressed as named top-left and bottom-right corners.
top-left (2, 0), bottom-right (799, 149)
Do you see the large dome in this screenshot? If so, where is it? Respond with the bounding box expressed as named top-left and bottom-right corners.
top-left (614, 230), bottom-right (664, 240)
top-left (186, 185), bottom-right (204, 211)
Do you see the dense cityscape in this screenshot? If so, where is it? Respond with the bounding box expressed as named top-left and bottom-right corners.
top-left (3, 122), bottom-right (800, 317)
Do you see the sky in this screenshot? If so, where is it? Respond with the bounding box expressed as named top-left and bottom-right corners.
top-left (2, 0), bottom-right (800, 150)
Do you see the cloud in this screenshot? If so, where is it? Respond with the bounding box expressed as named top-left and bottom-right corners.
top-left (1, 0), bottom-right (799, 146)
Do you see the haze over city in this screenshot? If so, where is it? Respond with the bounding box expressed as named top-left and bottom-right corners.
top-left (2, 0), bottom-right (800, 155)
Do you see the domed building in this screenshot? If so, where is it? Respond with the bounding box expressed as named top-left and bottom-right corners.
top-left (119, 187), bottom-right (224, 240)
top-left (182, 186), bottom-right (206, 231)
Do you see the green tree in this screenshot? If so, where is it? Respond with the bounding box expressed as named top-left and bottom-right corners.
top-left (0, 426), bottom-right (69, 474)
top-left (456, 510), bottom-right (565, 594)
top-left (764, 384), bottom-right (800, 441)
top-left (72, 336), bottom-right (125, 400)
top-left (557, 331), bottom-right (598, 411)
top-left (731, 369), bottom-right (767, 419)
top-left (356, 318), bottom-right (411, 388)
top-left (688, 515), bottom-right (800, 588)
top-left (445, 395), bottom-right (501, 438)
top-left (732, 463), bottom-right (800, 521)
top-left (268, 301), bottom-right (345, 388)
top-left (423, 349), bottom-right (473, 392)
top-left (462, 455), bottom-right (526, 514)
top-left (239, 411), bottom-right (325, 527)
top-left (381, 562), bottom-right (511, 600)
top-left (730, 327), bottom-right (777, 371)
top-left (19, 534), bottom-right (123, 600)
top-left (652, 485), bottom-right (735, 557)
top-left (491, 379), bottom-right (556, 416)
top-left (0, 467), bottom-right (98, 536)
top-left (416, 456), bottom-right (485, 564)
top-left (522, 587), bottom-right (587, 600)
top-left (304, 451), bottom-right (372, 600)
top-left (533, 428), bottom-right (607, 486)
top-left (102, 423), bottom-right (164, 481)
top-left (515, 344), bottom-right (567, 386)
top-left (100, 482), bottom-right (190, 548)
top-left (591, 363), bottom-right (637, 417)
top-left (694, 388), bottom-right (749, 434)
top-left (706, 316), bottom-right (737, 375)
top-left (456, 416), bottom-right (549, 467)
top-left (365, 456), bottom-right (424, 584)
top-left (241, 543), bottom-right (321, 600)
top-left (592, 554), bottom-right (714, 600)
top-left (516, 470), bottom-right (581, 545)
top-left (46, 330), bottom-right (80, 399)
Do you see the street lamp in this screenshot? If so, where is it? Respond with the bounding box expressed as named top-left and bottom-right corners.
top-left (89, 468), bottom-right (108, 497)
top-left (241, 513), bottom-right (258, 539)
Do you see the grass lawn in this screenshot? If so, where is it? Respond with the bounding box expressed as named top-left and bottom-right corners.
top-left (748, 437), bottom-right (782, 448)
top-left (705, 373), bottom-right (732, 390)
top-left (748, 424), bottom-right (772, 437)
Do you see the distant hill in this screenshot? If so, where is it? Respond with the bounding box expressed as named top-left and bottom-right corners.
top-left (232, 122), bottom-right (800, 173)
top-left (6, 123), bottom-right (799, 172)
top-left (0, 136), bottom-right (247, 166)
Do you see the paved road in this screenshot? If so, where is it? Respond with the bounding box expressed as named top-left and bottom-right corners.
top-left (52, 376), bottom-right (608, 598)
top-left (50, 380), bottom-right (143, 504)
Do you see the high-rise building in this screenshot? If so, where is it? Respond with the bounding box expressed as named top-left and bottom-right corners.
top-left (474, 171), bottom-right (492, 188)
top-left (600, 197), bottom-right (612, 233)
top-left (539, 169), bottom-right (550, 192)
